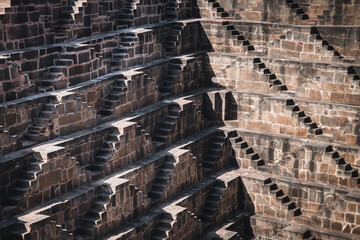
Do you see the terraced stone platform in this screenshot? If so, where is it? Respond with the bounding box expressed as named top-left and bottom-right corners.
top-left (0, 0), bottom-right (360, 239)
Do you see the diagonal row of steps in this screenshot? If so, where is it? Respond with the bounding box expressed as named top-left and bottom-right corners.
top-left (221, 21), bottom-right (258, 54)
top-left (151, 213), bottom-right (174, 240)
top-left (199, 181), bottom-right (226, 230)
top-left (148, 156), bottom-right (176, 207)
top-left (152, 104), bottom-right (181, 151)
top-left (116, 2), bottom-right (135, 30)
top-left (164, 22), bottom-right (184, 57)
top-left (21, 102), bottom-right (57, 147)
top-left (284, 0), bottom-right (360, 91)
top-left (325, 145), bottom-right (360, 186)
top-left (164, 0), bottom-right (179, 20)
top-left (229, 134), bottom-right (265, 169)
top-left (264, 178), bottom-right (302, 217)
top-left (99, 75), bottom-right (129, 120)
top-left (40, 52), bottom-right (75, 92)
top-left (286, 0), bottom-right (310, 20)
top-left (75, 188), bottom-right (112, 239)
top-left (54, 0), bottom-right (88, 43)
top-left (87, 132), bottom-right (121, 181)
top-left (203, 0), bottom-right (229, 18)
top-left (252, 57), bottom-right (287, 91)
top-left (202, 132), bottom-right (227, 175)
top-left (111, 33), bottom-right (138, 72)
top-left (285, 99), bottom-right (323, 136)
top-left (159, 59), bottom-right (183, 99)
top-left (203, 0), bottom-right (325, 139)
top-left (1, 159), bottom-right (45, 218)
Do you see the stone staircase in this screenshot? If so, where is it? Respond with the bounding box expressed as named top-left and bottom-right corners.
top-left (263, 178), bottom-right (302, 218)
top-left (54, 0), bottom-right (88, 43)
top-left (221, 21), bottom-right (262, 55)
top-left (41, 45), bottom-right (92, 92)
top-left (116, 1), bottom-right (137, 29)
top-left (88, 132), bottom-right (121, 181)
top-left (76, 188), bottom-right (112, 239)
top-left (284, 0), bottom-right (358, 65)
top-left (152, 104), bottom-right (181, 151)
top-left (151, 212), bottom-right (174, 240)
top-left (325, 145), bottom-right (360, 186)
top-left (309, 27), bottom-right (343, 60)
top-left (285, 99), bottom-right (323, 136)
top-left (199, 181), bottom-right (226, 229)
top-left (202, 0), bottom-right (229, 18)
top-left (99, 75), bottom-right (128, 120)
top-left (286, 0), bottom-right (310, 21)
top-left (165, 0), bottom-right (180, 20)
top-left (284, 0), bottom-right (360, 82)
top-left (164, 22), bottom-right (184, 57)
top-left (111, 33), bottom-right (138, 72)
top-left (148, 156), bottom-right (176, 206)
top-left (230, 135), bottom-right (266, 169)
top-left (159, 59), bottom-right (184, 99)
top-left (40, 51), bottom-right (72, 92)
top-left (21, 101), bottom-right (58, 146)
top-left (347, 66), bottom-right (360, 84)
top-left (1, 159), bottom-right (44, 218)
top-left (252, 58), bottom-right (287, 91)
top-left (202, 132), bottom-right (227, 175)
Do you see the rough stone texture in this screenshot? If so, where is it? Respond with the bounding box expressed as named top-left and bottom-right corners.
top-left (0, 0), bottom-right (360, 239)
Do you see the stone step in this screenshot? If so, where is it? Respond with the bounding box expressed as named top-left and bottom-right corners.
top-left (11, 186), bottom-right (30, 196)
top-left (152, 183), bottom-right (166, 191)
top-left (90, 163), bottom-right (106, 172)
top-left (39, 110), bottom-right (56, 119)
top-left (24, 132), bottom-right (47, 142)
top-left (159, 218), bottom-right (172, 228)
top-left (148, 189), bottom-right (162, 199)
top-left (83, 216), bottom-right (102, 226)
top-left (77, 225), bottom-right (96, 236)
top-left (86, 208), bottom-right (105, 219)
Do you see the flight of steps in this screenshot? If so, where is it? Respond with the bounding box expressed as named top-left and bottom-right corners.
top-left (54, 0), bottom-right (88, 43)
top-left (164, 0), bottom-right (179, 20)
top-left (285, 99), bottom-right (323, 136)
top-left (199, 181), bottom-right (226, 230)
top-left (252, 58), bottom-right (287, 91)
top-left (203, 0), bottom-right (230, 18)
top-left (99, 75), bottom-right (128, 120)
top-left (325, 145), bottom-right (360, 185)
top-left (164, 22), bottom-right (184, 57)
top-left (159, 59), bottom-right (183, 99)
top-left (40, 51), bottom-right (81, 92)
top-left (264, 178), bottom-right (302, 217)
top-left (347, 66), bottom-right (360, 84)
top-left (151, 212), bottom-right (174, 240)
top-left (75, 188), bottom-right (112, 239)
top-left (88, 133), bottom-right (121, 181)
top-left (111, 33), bottom-right (138, 72)
top-left (285, 0), bottom-right (359, 65)
top-left (116, 1), bottom-right (136, 29)
top-left (285, 0), bottom-right (309, 20)
top-left (148, 156), bottom-right (176, 206)
top-left (309, 27), bottom-right (343, 60)
top-left (152, 104), bottom-right (181, 151)
top-left (1, 159), bottom-right (44, 218)
top-left (21, 102), bottom-right (58, 146)
top-left (202, 132), bottom-right (226, 175)
top-left (230, 135), bottom-right (266, 169)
